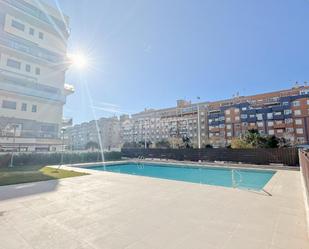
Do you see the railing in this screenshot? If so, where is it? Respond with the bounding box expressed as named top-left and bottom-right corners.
top-left (122, 148), bottom-right (299, 166)
top-left (299, 150), bottom-right (309, 237)
top-left (2, 0), bottom-right (69, 35)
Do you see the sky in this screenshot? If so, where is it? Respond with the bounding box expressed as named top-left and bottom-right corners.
top-left (45, 0), bottom-right (309, 124)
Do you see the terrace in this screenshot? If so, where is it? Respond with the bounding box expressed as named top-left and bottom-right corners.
top-left (0, 158), bottom-right (308, 249)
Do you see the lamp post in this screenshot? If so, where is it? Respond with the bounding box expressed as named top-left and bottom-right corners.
top-left (197, 97), bottom-right (201, 149)
top-left (9, 124), bottom-right (18, 168)
top-left (60, 128), bottom-right (66, 166)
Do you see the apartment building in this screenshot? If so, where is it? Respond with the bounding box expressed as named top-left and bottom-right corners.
top-left (66, 117), bottom-right (121, 150)
top-left (0, 0), bottom-right (73, 151)
top-left (66, 85), bottom-right (309, 150)
top-left (128, 99), bottom-right (209, 148)
top-left (207, 85), bottom-right (309, 147)
top-left (124, 85), bottom-right (309, 148)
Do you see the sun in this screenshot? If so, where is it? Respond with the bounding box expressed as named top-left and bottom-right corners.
top-left (68, 52), bottom-right (89, 70)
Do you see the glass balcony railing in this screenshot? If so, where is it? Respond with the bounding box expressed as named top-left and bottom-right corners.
top-left (2, 0), bottom-right (70, 36)
top-left (0, 80), bottom-right (66, 102)
top-left (0, 33), bottom-right (65, 63)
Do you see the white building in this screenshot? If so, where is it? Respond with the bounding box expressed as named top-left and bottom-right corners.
top-left (0, 0), bottom-right (73, 152)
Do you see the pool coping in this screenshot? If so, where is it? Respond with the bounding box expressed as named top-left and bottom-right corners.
top-left (60, 159), bottom-right (299, 172)
top-left (52, 159), bottom-right (294, 194)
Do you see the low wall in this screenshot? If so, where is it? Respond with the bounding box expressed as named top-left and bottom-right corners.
top-left (122, 148), bottom-right (299, 166)
top-left (299, 150), bottom-right (309, 237)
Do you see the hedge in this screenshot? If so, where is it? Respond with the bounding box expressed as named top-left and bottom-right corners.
top-left (0, 151), bottom-right (122, 168)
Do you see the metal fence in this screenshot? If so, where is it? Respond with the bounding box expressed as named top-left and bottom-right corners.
top-left (299, 150), bottom-right (309, 237)
top-left (122, 148), bottom-right (299, 166)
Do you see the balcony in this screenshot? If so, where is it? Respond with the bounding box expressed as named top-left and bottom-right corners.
top-left (2, 0), bottom-right (70, 37)
top-left (64, 84), bottom-right (75, 95)
top-left (0, 80), bottom-right (66, 102)
top-left (274, 123), bottom-right (286, 129)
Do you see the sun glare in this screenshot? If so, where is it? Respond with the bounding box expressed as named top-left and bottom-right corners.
top-left (68, 52), bottom-right (89, 70)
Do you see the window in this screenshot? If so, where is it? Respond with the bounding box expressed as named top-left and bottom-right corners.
top-left (25, 64), bottom-right (31, 72)
top-left (284, 109), bottom-right (292, 115)
top-left (268, 130), bottom-right (275, 135)
top-left (227, 132), bottom-right (232, 137)
top-left (282, 102), bottom-right (289, 106)
top-left (257, 122), bottom-right (264, 127)
top-left (285, 118), bottom-right (293, 124)
top-left (235, 116), bottom-right (240, 121)
top-left (267, 113), bottom-right (273, 119)
top-left (242, 107), bottom-right (247, 111)
top-left (286, 128), bottom-right (294, 133)
top-left (32, 105), bottom-right (37, 113)
top-left (296, 128), bottom-right (304, 134)
top-left (234, 108), bottom-right (240, 113)
top-left (241, 114), bottom-right (247, 119)
top-left (226, 124), bottom-right (232, 129)
top-left (39, 32), bottom-right (44, 39)
top-left (268, 121), bottom-right (274, 126)
top-left (226, 117), bottom-right (231, 123)
top-left (277, 129), bottom-right (284, 134)
top-left (256, 114), bottom-right (263, 120)
top-left (2, 100), bottom-right (16, 110)
top-left (225, 110), bottom-right (230, 115)
top-left (35, 67), bottom-right (41, 75)
top-left (21, 103), bottom-right (27, 111)
top-left (7, 59), bottom-right (21, 69)
top-left (307, 100), bottom-right (309, 105)
top-left (295, 119), bottom-right (302, 125)
top-left (11, 20), bottom-right (25, 31)
top-left (29, 28), bottom-right (34, 35)
top-left (292, 101), bottom-right (300, 107)
top-left (294, 110), bottom-right (301, 116)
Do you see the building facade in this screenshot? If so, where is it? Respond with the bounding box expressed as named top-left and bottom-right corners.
top-left (125, 85), bottom-right (309, 148)
top-left (0, 0), bottom-right (73, 152)
top-left (66, 117), bottom-right (121, 151)
top-left (67, 86), bottom-right (309, 150)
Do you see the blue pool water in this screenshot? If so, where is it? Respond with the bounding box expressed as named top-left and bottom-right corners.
top-left (87, 163), bottom-right (275, 191)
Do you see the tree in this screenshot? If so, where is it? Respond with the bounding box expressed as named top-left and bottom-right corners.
top-left (85, 141), bottom-right (99, 151)
top-left (182, 136), bottom-right (192, 149)
top-left (156, 140), bottom-right (171, 149)
top-left (231, 137), bottom-right (254, 149)
top-left (231, 129), bottom-right (283, 149)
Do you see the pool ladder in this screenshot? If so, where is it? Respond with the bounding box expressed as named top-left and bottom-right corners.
top-left (136, 156), bottom-right (145, 168)
top-left (232, 169), bottom-right (243, 188)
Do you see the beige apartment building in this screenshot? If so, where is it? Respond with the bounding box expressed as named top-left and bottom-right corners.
top-left (66, 117), bottom-right (121, 151)
top-left (0, 0), bottom-right (73, 151)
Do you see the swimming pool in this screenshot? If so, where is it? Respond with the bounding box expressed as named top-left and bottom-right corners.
top-left (87, 163), bottom-right (275, 191)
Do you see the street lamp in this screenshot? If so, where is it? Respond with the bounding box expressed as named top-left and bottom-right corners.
top-left (9, 124), bottom-right (18, 168)
top-left (197, 97), bottom-right (201, 149)
top-left (60, 128), bottom-right (66, 167)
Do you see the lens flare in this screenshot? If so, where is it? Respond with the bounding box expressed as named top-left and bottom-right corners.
top-left (68, 52), bottom-right (88, 70)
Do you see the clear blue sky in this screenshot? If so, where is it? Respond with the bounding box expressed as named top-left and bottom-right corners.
top-left (46, 0), bottom-right (309, 124)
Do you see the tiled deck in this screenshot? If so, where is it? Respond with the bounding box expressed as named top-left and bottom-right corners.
top-left (0, 165), bottom-right (308, 249)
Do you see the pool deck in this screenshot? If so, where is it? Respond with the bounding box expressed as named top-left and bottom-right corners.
top-left (0, 163), bottom-right (308, 249)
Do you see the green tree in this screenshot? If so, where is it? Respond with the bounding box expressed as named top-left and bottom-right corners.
top-left (156, 140), bottom-right (171, 149)
top-left (85, 141), bottom-right (99, 151)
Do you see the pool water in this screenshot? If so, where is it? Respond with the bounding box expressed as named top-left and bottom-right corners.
top-left (87, 163), bottom-right (275, 191)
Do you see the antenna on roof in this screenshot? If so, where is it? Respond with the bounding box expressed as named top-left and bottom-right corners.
top-left (295, 81), bottom-right (299, 88)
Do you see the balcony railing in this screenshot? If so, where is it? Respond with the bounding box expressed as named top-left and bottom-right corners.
top-left (2, 0), bottom-right (70, 36)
